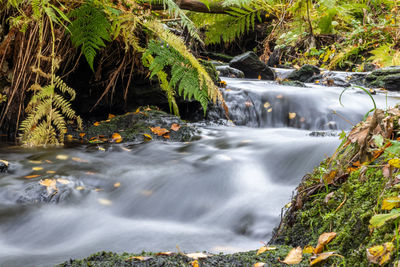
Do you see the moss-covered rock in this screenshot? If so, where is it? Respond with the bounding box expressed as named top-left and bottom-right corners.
top-left (271, 108), bottom-right (400, 265)
top-left (366, 66), bottom-right (400, 91)
top-left (68, 109), bottom-right (198, 144)
top-left (200, 60), bottom-right (220, 85)
top-left (57, 246), bottom-right (313, 267)
top-left (287, 65), bottom-right (320, 83)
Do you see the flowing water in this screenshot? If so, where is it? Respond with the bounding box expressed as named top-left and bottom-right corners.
top-left (0, 71), bottom-right (399, 266)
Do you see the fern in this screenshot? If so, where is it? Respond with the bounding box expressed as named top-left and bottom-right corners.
top-left (143, 40), bottom-right (210, 114)
top-left (68, 0), bottom-right (111, 71)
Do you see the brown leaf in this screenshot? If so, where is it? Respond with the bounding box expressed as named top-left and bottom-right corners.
top-left (245, 101), bottom-right (253, 107)
top-left (108, 114), bottom-right (116, 119)
top-left (323, 170), bottom-right (337, 184)
top-left (150, 126), bottom-right (170, 136)
top-left (126, 256), bottom-right (152, 261)
top-left (72, 157), bottom-right (89, 163)
top-left (314, 232), bottom-right (337, 254)
top-left (155, 252), bottom-right (175, 256)
top-left (348, 126), bottom-right (369, 146)
top-left (383, 164), bottom-right (391, 178)
top-left (310, 252), bottom-right (342, 266)
top-left (171, 123), bottom-right (181, 131)
top-left (163, 134), bottom-right (170, 139)
top-left (24, 174), bottom-right (41, 179)
top-left (324, 192), bottom-right (335, 204)
top-left (79, 133), bottom-right (86, 138)
top-left (281, 247), bottom-right (302, 264)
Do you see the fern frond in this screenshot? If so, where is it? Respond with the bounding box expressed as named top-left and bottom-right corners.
top-left (54, 75), bottom-right (76, 100)
top-left (68, 0), bottom-right (111, 71)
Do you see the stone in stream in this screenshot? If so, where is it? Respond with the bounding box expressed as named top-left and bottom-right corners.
top-left (365, 66), bottom-right (400, 91)
top-left (215, 65), bottom-right (245, 78)
top-left (0, 159), bottom-right (8, 172)
top-left (229, 52), bottom-right (276, 80)
top-left (286, 64), bottom-right (320, 82)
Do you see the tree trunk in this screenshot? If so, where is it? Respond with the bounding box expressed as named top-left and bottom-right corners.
top-left (144, 0), bottom-right (233, 14)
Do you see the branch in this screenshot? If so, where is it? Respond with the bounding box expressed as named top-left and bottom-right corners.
top-left (144, 0), bottom-right (232, 14)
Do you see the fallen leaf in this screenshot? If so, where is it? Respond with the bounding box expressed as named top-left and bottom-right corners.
top-left (97, 198), bottom-right (112, 206)
top-left (288, 112), bottom-right (297, 120)
top-left (150, 126), bottom-right (170, 136)
top-left (267, 108), bottom-right (272, 113)
top-left (47, 170), bottom-right (56, 174)
top-left (171, 123), bottom-right (181, 131)
top-left (389, 158), bottom-right (400, 168)
top-left (76, 186), bottom-right (85, 190)
top-left (310, 252), bottom-right (342, 266)
top-left (257, 246), bottom-right (277, 255)
top-left (40, 179), bottom-right (58, 194)
top-left (383, 164), bottom-right (391, 178)
top-left (281, 247), bottom-right (302, 264)
top-left (45, 160), bottom-right (53, 164)
top-left (276, 94), bottom-right (283, 99)
top-left (134, 108), bottom-right (140, 114)
top-left (186, 252), bottom-right (210, 259)
top-left (57, 178), bottom-right (70, 185)
top-left (155, 252), bottom-right (175, 256)
top-left (126, 256), bottom-right (152, 261)
top-left (323, 170), bottom-right (337, 184)
top-left (300, 117), bottom-right (306, 122)
top-left (258, 75), bottom-right (261, 80)
top-left (253, 263), bottom-right (265, 267)
top-left (245, 101), bottom-right (253, 107)
top-left (370, 211), bottom-right (400, 227)
top-left (32, 167), bottom-right (43, 171)
top-left (324, 192), bottom-right (335, 203)
top-left (94, 188), bottom-right (103, 192)
top-left (24, 174), bottom-right (41, 179)
top-left (93, 121), bottom-right (100, 126)
top-left (382, 196), bottom-right (400, 210)
top-left (314, 232), bottom-right (337, 254)
top-left (85, 171), bottom-right (97, 175)
top-left (367, 242), bottom-right (394, 265)
top-left (29, 160), bottom-right (42, 164)
top-left (114, 182), bottom-right (121, 188)
top-left (191, 260), bottom-right (199, 267)
top-left (98, 146), bottom-right (106, 151)
top-left (303, 245), bottom-right (314, 254)
top-left (111, 133), bottom-right (123, 143)
top-left (56, 155), bottom-right (69, 160)
top-left (79, 133), bottom-right (86, 138)
top-left (72, 157), bottom-right (89, 163)
top-left (108, 114), bottom-right (115, 119)
top-left (143, 134), bottom-right (152, 140)
top-left (163, 134), bottom-right (170, 139)
top-left (263, 102), bottom-right (271, 109)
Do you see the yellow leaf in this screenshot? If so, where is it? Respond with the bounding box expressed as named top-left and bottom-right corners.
top-left (314, 232), bottom-right (337, 254)
top-left (367, 242), bottom-right (394, 266)
top-left (76, 186), bottom-right (85, 191)
top-left (28, 160), bottom-right (42, 164)
top-left (263, 102), bottom-right (271, 109)
top-left (281, 247), bottom-right (302, 264)
top-left (79, 133), bottom-right (86, 138)
top-left (108, 114), bottom-right (115, 119)
top-left (150, 126), bottom-right (170, 136)
top-left (155, 252), bottom-right (175, 256)
top-left (389, 158), bottom-right (400, 168)
top-left (93, 121), bottom-right (100, 126)
top-left (57, 178), bottom-right (70, 185)
top-left (47, 170), bottom-right (56, 174)
top-left (186, 252), bottom-right (210, 259)
top-left (126, 256), bottom-right (152, 261)
top-left (111, 133), bottom-right (123, 143)
top-left (310, 252), bottom-right (343, 266)
top-left (257, 246), bottom-right (277, 255)
top-left (134, 108), bottom-right (140, 114)
top-left (253, 263), bottom-right (265, 267)
top-left (24, 174), bottom-right (41, 179)
top-left (288, 112), bottom-right (296, 120)
top-left (171, 123), bottom-right (181, 131)
top-left (267, 108), bottom-right (272, 113)
top-left (32, 167), bottom-right (43, 171)
top-left (191, 260), bottom-right (199, 267)
top-left (39, 179), bottom-right (57, 194)
top-left (143, 134), bottom-right (152, 140)
top-left (114, 182), bottom-right (121, 188)
top-left (323, 170), bottom-right (337, 184)
top-left (97, 198), bottom-right (112, 206)
top-left (303, 245), bottom-right (314, 254)
top-left (382, 196), bottom-right (400, 210)
top-left (276, 94), bottom-right (283, 99)
top-left (56, 155), bottom-right (69, 160)
top-left (258, 75), bottom-right (261, 80)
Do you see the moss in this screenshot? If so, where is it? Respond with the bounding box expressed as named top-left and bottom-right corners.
top-left (200, 60), bottom-right (220, 84)
top-left (57, 246), bottom-right (316, 267)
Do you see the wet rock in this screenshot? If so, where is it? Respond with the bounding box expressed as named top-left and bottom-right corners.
top-left (200, 51), bottom-right (233, 62)
top-left (311, 72), bottom-right (351, 87)
top-left (229, 52), bottom-right (276, 80)
top-left (365, 66), bottom-right (400, 91)
top-left (287, 64), bottom-right (320, 82)
top-left (209, 60), bottom-right (226, 67)
top-left (74, 109), bottom-right (198, 144)
top-left (279, 80), bottom-right (306, 87)
top-left (0, 159), bottom-right (8, 172)
top-left (215, 66), bottom-right (245, 78)
top-left (200, 60), bottom-right (220, 84)
top-left (267, 47), bottom-right (283, 67)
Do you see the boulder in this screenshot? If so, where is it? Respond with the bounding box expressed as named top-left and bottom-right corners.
top-left (215, 66), bottom-right (245, 78)
top-left (0, 159), bottom-right (8, 172)
top-left (229, 52), bottom-right (276, 80)
top-left (366, 66), bottom-right (400, 91)
top-left (287, 64), bottom-right (320, 82)
top-left (200, 60), bottom-right (220, 84)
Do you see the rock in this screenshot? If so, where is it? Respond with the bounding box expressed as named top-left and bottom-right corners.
top-left (279, 80), bottom-right (307, 87)
top-left (209, 60), bottom-right (226, 67)
top-left (362, 63), bottom-right (379, 72)
top-left (71, 109), bottom-right (198, 144)
top-left (229, 52), bottom-right (276, 80)
top-left (200, 60), bottom-right (220, 84)
top-left (287, 64), bottom-right (320, 82)
top-left (366, 66), bottom-right (400, 91)
top-left (0, 159), bottom-right (8, 172)
top-left (267, 47), bottom-right (282, 67)
top-left (215, 66), bottom-right (245, 78)
top-left (200, 51), bottom-right (234, 62)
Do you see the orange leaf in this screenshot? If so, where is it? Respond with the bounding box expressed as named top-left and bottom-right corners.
top-left (93, 122), bottom-right (100, 126)
top-left (163, 134), bottom-right (170, 139)
top-left (79, 133), bottom-right (86, 138)
top-left (258, 75), bottom-right (261, 80)
top-left (24, 174), bottom-right (41, 179)
top-left (171, 123), bottom-right (181, 131)
top-left (245, 101), bottom-right (253, 107)
top-left (191, 260), bottom-right (199, 267)
top-left (314, 232), bottom-right (337, 254)
top-left (310, 252), bottom-right (342, 266)
top-left (111, 133), bottom-right (123, 143)
top-left (253, 263), bottom-right (265, 267)
top-left (323, 170), bottom-right (337, 184)
top-left (108, 114), bottom-right (115, 119)
top-left (72, 157), bottom-right (89, 163)
top-left (150, 126), bottom-right (170, 136)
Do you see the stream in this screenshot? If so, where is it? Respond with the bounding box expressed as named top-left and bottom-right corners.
top-left (1, 71), bottom-right (399, 266)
